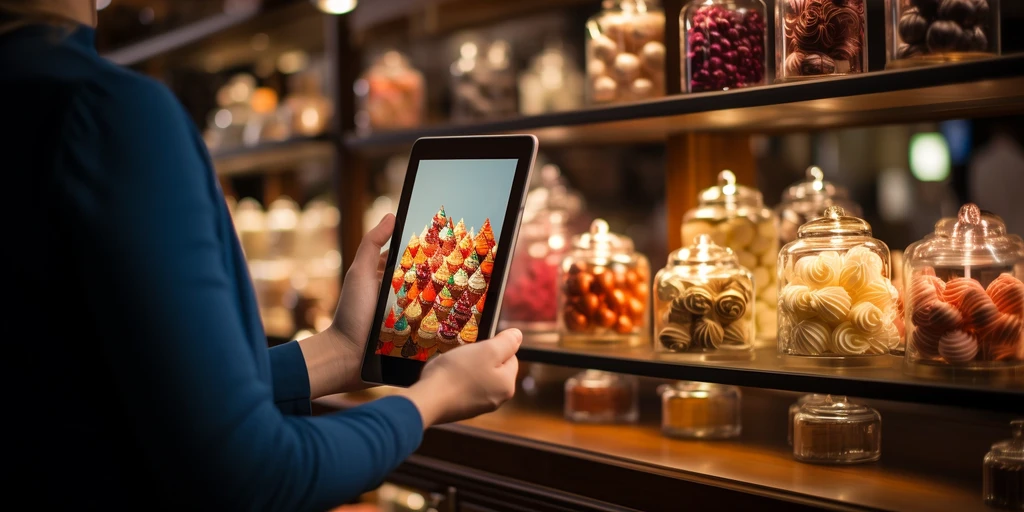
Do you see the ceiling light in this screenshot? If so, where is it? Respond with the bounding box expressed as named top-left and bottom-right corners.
top-left (311, 0), bottom-right (357, 14)
top-left (909, 132), bottom-right (951, 182)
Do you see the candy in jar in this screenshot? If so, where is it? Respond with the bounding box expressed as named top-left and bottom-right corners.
top-left (904, 203), bottom-right (1024, 379)
top-left (680, 0), bottom-right (768, 92)
top-left (559, 220), bottom-right (650, 348)
top-left (885, 0), bottom-right (1000, 68)
top-left (775, 166), bottom-right (863, 246)
top-left (778, 206), bottom-right (901, 364)
top-left (586, 0), bottom-right (666, 104)
top-left (681, 170), bottom-right (778, 346)
top-left (776, 0), bottom-right (868, 81)
top-left (654, 234), bottom-right (755, 361)
top-left (354, 50), bottom-right (425, 134)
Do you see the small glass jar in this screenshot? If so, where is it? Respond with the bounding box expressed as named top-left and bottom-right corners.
top-left (354, 50), bottom-right (425, 135)
top-left (654, 234), bottom-right (755, 361)
top-left (450, 38), bottom-right (517, 122)
top-left (559, 219), bottom-right (651, 348)
top-left (775, 166), bottom-right (863, 246)
top-left (778, 206), bottom-right (901, 364)
top-left (984, 419), bottom-right (1024, 510)
top-left (787, 393), bottom-right (830, 446)
top-left (564, 370), bottom-right (639, 424)
top-left (903, 204), bottom-right (1024, 380)
top-left (681, 170), bottom-right (778, 346)
top-left (518, 42), bottom-right (585, 115)
top-left (885, 0), bottom-right (1001, 69)
top-left (776, 0), bottom-right (868, 82)
top-left (659, 381), bottom-right (741, 439)
top-left (585, 0), bottom-right (666, 104)
top-left (681, 0), bottom-right (768, 93)
top-left (283, 70), bottom-right (333, 138)
top-left (792, 395), bottom-right (881, 465)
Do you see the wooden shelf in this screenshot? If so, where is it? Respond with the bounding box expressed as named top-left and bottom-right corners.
top-left (318, 390), bottom-right (990, 512)
top-left (212, 135), bottom-right (334, 176)
top-left (517, 339), bottom-right (1023, 414)
top-left (345, 55), bottom-right (1024, 153)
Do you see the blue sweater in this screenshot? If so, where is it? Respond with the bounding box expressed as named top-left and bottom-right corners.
top-left (1, 23), bottom-right (422, 510)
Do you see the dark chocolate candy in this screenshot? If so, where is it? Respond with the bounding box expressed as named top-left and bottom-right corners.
top-left (801, 53), bottom-right (837, 75)
top-left (911, 0), bottom-right (940, 19)
top-left (896, 43), bottom-right (928, 58)
top-left (937, 0), bottom-right (979, 26)
top-left (926, 20), bottom-right (963, 52)
top-left (898, 7), bottom-right (929, 44)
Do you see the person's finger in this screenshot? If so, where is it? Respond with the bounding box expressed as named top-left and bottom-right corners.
top-left (499, 355), bottom-right (519, 381)
top-left (487, 329), bottom-right (523, 363)
top-left (376, 249), bottom-right (390, 274)
top-left (347, 214), bottom-right (395, 279)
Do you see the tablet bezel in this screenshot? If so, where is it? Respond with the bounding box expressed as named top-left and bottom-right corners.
top-left (360, 135), bottom-right (538, 387)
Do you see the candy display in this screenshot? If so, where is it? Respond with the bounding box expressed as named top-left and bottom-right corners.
top-left (585, 0), bottom-right (666, 104)
top-left (778, 206), bottom-right (901, 363)
top-left (450, 39), bottom-right (517, 121)
top-left (984, 419), bottom-right (1024, 510)
top-left (776, 0), bottom-right (868, 82)
top-left (903, 204), bottom-right (1024, 378)
top-left (376, 206), bottom-right (497, 360)
top-left (885, 0), bottom-right (1000, 68)
top-left (776, 166), bottom-right (863, 245)
top-left (659, 381), bottom-right (742, 440)
top-left (559, 220), bottom-right (650, 348)
top-left (680, 0), bottom-right (767, 93)
top-left (792, 395), bottom-right (881, 465)
top-left (654, 234), bottom-right (755, 361)
top-left (788, 393), bottom-right (830, 446)
top-left (354, 50), bottom-right (425, 135)
top-left (681, 170), bottom-right (778, 346)
top-left (564, 370), bottom-right (639, 424)
top-left (518, 42), bottom-right (585, 115)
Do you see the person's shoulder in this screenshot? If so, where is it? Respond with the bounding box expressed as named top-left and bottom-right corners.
top-left (74, 61), bottom-right (187, 127)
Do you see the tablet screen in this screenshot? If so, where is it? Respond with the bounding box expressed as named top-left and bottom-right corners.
top-left (376, 158), bottom-right (519, 361)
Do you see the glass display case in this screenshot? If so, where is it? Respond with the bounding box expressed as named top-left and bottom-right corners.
top-left (450, 38), bottom-right (517, 121)
top-left (775, 166), bottom-right (863, 246)
top-left (354, 50), bottom-right (425, 135)
top-left (680, 0), bottom-right (768, 92)
top-left (885, 0), bottom-right (1000, 68)
top-left (585, 0), bottom-right (666, 104)
top-left (776, 0), bottom-right (868, 82)
top-left (518, 41), bottom-right (585, 115)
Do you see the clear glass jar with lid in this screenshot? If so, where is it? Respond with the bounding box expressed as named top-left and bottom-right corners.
top-left (792, 395), bottom-right (881, 464)
top-left (654, 234), bottom-right (755, 360)
top-left (787, 393), bottom-right (830, 446)
top-left (984, 419), bottom-right (1024, 510)
top-left (450, 38), bottom-right (517, 122)
top-left (680, 0), bottom-right (768, 93)
top-left (776, 0), bottom-right (868, 82)
top-left (903, 203), bottom-right (1024, 379)
top-left (681, 170), bottom-right (778, 346)
top-left (585, 0), bottom-right (666, 104)
top-left (659, 381), bottom-right (742, 439)
top-left (564, 370), bottom-right (639, 424)
top-left (354, 50), bottom-right (425, 135)
top-left (778, 206), bottom-right (901, 365)
top-left (559, 219), bottom-right (650, 348)
top-left (885, 0), bottom-right (1000, 69)
top-left (776, 166), bottom-right (863, 246)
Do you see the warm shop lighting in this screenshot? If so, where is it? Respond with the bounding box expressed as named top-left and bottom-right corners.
top-left (909, 132), bottom-right (952, 182)
top-left (97, 0), bottom-right (112, 10)
top-left (311, 0), bottom-right (356, 14)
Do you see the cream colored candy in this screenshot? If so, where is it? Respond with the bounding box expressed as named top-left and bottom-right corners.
top-left (736, 251), bottom-right (758, 271)
top-left (854, 280), bottom-right (895, 310)
top-left (758, 283), bottom-right (778, 304)
top-left (630, 78), bottom-right (654, 98)
top-left (725, 218), bottom-right (755, 248)
top-left (591, 35), bottom-right (618, 64)
top-left (849, 302), bottom-right (884, 332)
top-left (640, 40), bottom-right (665, 74)
top-left (781, 284), bottom-right (817, 319)
top-left (811, 286), bottom-right (851, 325)
top-left (838, 260), bottom-right (872, 297)
top-left (791, 318), bottom-right (831, 355)
top-left (752, 267), bottom-right (770, 289)
top-left (831, 321), bottom-right (870, 355)
top-left (592, 76), bottom-right (618, 102)
top-left (756, 301), bottom-right (777, 335)
top-left (759, 252), bottom-right (776, 269)
top-left (844, 246), bottom-right (884, 274)
top-left (681, 221), bottom-right (714, 246)
top-left (796, 251), bottom-right (842, 289)
top-left (588, 58), bottom-right (607, 78)
top-left (747, 234), bottom-right (772, 256)
top-left (611, 53), bottom-right (641, 83)
top-left (879, 322), bottom-right (901, 350)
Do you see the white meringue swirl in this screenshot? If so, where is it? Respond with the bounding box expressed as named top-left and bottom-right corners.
top-left (831, 321), bottom-right (871, 355)
top-left (849, 302), bottom-right (884, 332)
top-left (811, 286), bottom-right (852, 326)
top-left (781, 284), bottom-right (817, 319)
top-left (790, 318), bottom-right (831, 355)
top-left (844, 246), bottom-right (884, 274)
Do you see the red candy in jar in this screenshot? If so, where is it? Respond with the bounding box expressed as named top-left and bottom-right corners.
top-left (681, 0), bottom-right (768, 92)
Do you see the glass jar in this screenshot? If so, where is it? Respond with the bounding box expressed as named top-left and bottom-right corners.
top-left (564, 370), bottom-right (639, 424)
top-left (776, 0), bottom-right (868, 82)
top-left (792, 395), bottom-right (881, 464)
top-left (659, 381), bottom-right (741, 439)
top-left (585, 0), bottom-right (666, 104)
top-left (450, 38), bottom-right (517, 122)
top-left (559, 219), bottom-right (651, 348)
top-left (518, 41), bottom-right (585, 115)
top-left (499, 165), bottom-right (583, 340)
top-left (885, 0), bottom-right (1000, 69)
top-left (776, 166), bottom-right (863, 246)
top-left (681, 0), bottom-right (768, 93)
top-left (283, 69), bottom-right (333, 138)
top-left (654, 234), bottom-right (755, 361)
top-left (787, 393), bottom-right (830, 446)
top-left (681, 170), bottom-right (778, 346)
top-left (903, 203), bottom-right (1024, 380)
top-left (778, 206), bottom-right (901, 365)
top-left (354, 50), bottom-right (425, 135)
top-left (984, 419), bottom-right (1024, 510)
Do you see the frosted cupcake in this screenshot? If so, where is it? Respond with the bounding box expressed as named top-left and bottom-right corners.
top-left (458, 315), bottom-right (480, 345)
top-left (416, 310), bottom-right (440, 349)
top-left (466, 268), bottom-right (488, 304)
top-left (437, 315), bottom-right (462, 353)
top-left (393, 315), bottom-right (412, 347)
top-left (450, 268), bottom-right (470, 299)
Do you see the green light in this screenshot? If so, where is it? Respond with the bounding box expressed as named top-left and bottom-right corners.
top-left (909, 132), bottom-right (951, 182)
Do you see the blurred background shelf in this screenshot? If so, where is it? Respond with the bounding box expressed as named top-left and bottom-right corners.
top-left (212, 134), bottom-right (334, 176)
top-left (518, 338), bottom-right (1024, 414)
top-left (345, 54), bottom-right (1024, 153)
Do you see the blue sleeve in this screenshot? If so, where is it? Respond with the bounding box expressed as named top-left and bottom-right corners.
top-left (53, 75), bottom-right (423, 511)
top-left (269, 341), bottom-right (314, 415)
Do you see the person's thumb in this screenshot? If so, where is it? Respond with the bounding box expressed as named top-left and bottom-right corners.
top-left (486, 328), bottom-right (523, 364)
top-left (348, 214), bottom-right (395, 280)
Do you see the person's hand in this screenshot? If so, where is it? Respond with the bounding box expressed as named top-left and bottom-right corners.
top-left (400, 328), bottom-right (521, 427)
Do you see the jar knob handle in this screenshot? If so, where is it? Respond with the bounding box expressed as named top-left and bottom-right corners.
top-left (958, 203), bottom-right (982, 226)
top-left (693, 234), bottom-right (714, 246)
top-left (808, 166), bottom-right (824, 190)
top-left (590, 218), bottom-right (609, 235)
top-left (824, 206), bottom-right (845, 219)
top-left (717, 170), bottom-right (737, 195)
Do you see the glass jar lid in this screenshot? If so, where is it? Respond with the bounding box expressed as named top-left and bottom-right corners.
top-left (797, 206), bottom-right (872, 238)
top-left (913, 203), bottom-right (1024, 268)
top-left (658, 380), bottom-right (740, 398)
top-left (668, 234), bottom-right (740, 267)
top-left (571, 219), bottom-right (634, 254)
top-left (780, 166), bottom-right (853, 203)
top-left (931, 208), bottom-right (1007, 237)
top-left (698, 170), bottom-right (765, 209)
top-left (798, 395), bottom-right (877, 422)
top-left (573, 369), bottom-right (632, 388)
top-left (989, 420), bottom-right (1024, 463)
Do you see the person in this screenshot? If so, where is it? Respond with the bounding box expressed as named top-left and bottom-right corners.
top-left (0, 1), bottom-right (520, 510)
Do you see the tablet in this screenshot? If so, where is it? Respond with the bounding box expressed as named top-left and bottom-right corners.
top-left (361, 135), bottom-right (538, 387)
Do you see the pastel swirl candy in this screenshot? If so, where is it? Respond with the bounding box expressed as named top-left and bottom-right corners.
top-left (912, 326), bottom-right (942, 358)
top-left (912, 299), bottom-right (961, 334)
top-left (679, 286), bottom-right (714, 315)
top-left (986, 273), bottom-right (1024, 316)
top-left (844, 246), bottom-right (883, 274)
top-left (657, 278), bottom-right (686, 302)
top-left (878, 322), bottom-right (901, 350)
top-left (811, 286), bottom-right (852, 325)
top-left (796, 251), bottom-right (842, 288)
top-left (909, 274), bottom-right (945, 309)
top-left (849, 302), bottom-right (884, 332)
top-left (942, 277), bottom-right (985, 309)
top-left (855, 280), bottom-right (895, 311)
top-left (938, 330), bottom-right (978, 363)
top-left (722, 319), bottom-right (751, 348)
top-left (978, 312), bottom-right (1023, 347)
top-left (832, 321), bottom-right (882, 355)
top-left (781, 284), bottom-right (817, 319)
top-left (791, 318), bottom-right (831, 355)
top-left (959, 287), bottom-right (1000, 328)
top-left (713, 289), bottom-right (747, 322)
top-left (838, 260), bottom-right (872, 296)
top-left (693, 317), bottom-right (725, 349)
top-left (659, 325), bottom-right (692, 351)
